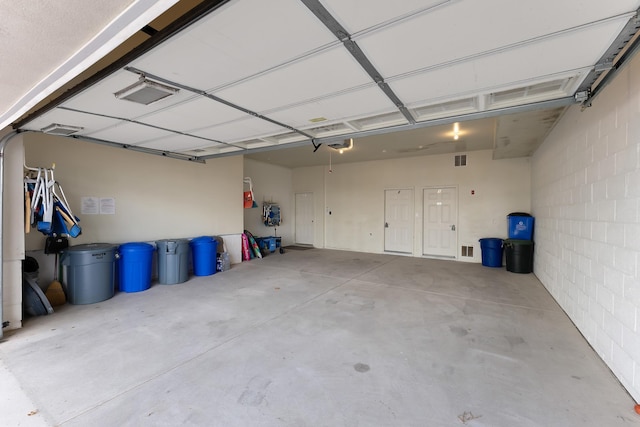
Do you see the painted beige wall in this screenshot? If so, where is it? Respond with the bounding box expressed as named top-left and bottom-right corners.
top-left (24, 133), bottom-right (243, 251)
top-left (293, 149), bottom-right (531, 260)
top-left (243, 159), bottom-right (293, 245)
top-left (532, 52), bottom-right (640, 400)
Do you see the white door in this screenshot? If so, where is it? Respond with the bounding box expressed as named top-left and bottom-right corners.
top-left (384, 189), bottom-right (414, 254)
top-left (423, 187), bottom-right (457, 258)
top-left (295, 193), bottom-right (314, 245)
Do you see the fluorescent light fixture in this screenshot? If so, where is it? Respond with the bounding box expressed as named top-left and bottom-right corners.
top-left (40, 123), bottom-right (84, 136)
top-left (114, 78), bottom-right (179, 105)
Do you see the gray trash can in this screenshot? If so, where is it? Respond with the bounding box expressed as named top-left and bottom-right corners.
top-left (156, 239), bottom-right (190, 285)
top-left (61, 243), bottom-right (117, 304)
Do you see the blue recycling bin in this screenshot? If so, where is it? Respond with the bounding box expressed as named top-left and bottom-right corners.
top-left (118, 242), bottom-right (155, 293)
top-left (508, 213), bottom-right (534, 240)
top-left (190, 236), bottom-right (218, 276)
top-left (479, 238), bottom-right (504, 267)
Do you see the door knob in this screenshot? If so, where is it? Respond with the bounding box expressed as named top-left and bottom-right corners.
top-left (451, 224), bottom-right (456, 231)
top-left (385, 222), bottom-right (389, 228)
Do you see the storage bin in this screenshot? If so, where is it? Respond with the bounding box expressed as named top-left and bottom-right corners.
top-left (190, 236), bottom-right (218, 276)
top-left (61, 243), bottom-right (117, 304)
top-left (504, 239), bottom-right (534, 273)
top-left (156, 239), bottom-right (190, 285)
top-left (479, 238), bottom-right (503, 267)
top-left (507, 213), bottom-right (534, 240)
top-left (118, 242), bottom-right (155, 293)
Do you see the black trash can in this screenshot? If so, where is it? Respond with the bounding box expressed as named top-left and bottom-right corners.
top-left (504, 239), bottom-right (534, 273)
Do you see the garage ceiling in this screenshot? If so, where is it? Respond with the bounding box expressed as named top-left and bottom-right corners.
top-left (8, 0), bottom-right (640, 167)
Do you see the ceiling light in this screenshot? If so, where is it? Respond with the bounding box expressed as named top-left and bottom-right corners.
top-left (40, 123), bottom-right (84, 136)
top-left (328, 138), bottom-right (354, 153)
top-left (453, 122), bottom-right (461, 140)
top-left (114, 78), bottom-right (179, 105)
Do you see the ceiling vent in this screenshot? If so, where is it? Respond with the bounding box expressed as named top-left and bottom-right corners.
top-left (348, 111), bottom-right (406, 131)
top-left (265, 131), bottom-right (307, 145)
top-left (114, 78), bottom-right (179, 105)
top-left (488, 77), bottom-right (575, 109)
top-left (307, 122), bottom-right (351, 138)
top-left (40, 123), bottom-right (84, 136)
top-left (411, 98), bottom-right (477, 122)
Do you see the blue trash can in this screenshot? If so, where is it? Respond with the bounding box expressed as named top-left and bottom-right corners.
top-left (507, 212), bottom-right (534, 240)
top-left (190, 236), bottom-right (218, 276)
top-left (118, 242), bottom-right (155, 293)
top-left (479, 238), bottom-right (504, 267)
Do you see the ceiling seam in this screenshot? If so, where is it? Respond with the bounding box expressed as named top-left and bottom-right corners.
top-left (200, 96), bottom-right (576, 160)
top-left (124, 66), bottom-right (316, 140)
top-left (57, 106), bottom-right (237, 149)
top-left (348, 0), bottom-right (453, 40)
top-left (299, 0), bottom-right (416, 125)
top-left (384, 11), bottom-right (638, 83)
top-left (68, 134), bottom-right (206, 163)
top-left (13, 0), bottom-right (233, 130)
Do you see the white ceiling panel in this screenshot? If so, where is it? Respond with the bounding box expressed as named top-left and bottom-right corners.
top-left (389, 19), bottom-right (626, 106)
top-left (265, 85), bottom-right (395, 129)
top-left (85, 122), bottom-right (173, 145)
top-left (137, 133), bottom-right (224, 151)
top-left (321, 0), bottom-right (448, 35)
top-left (136, 96), bottom-right (248, 131)
top-left (18, 107), bottom-right (121, 134)
top-left (130, 0), bottom-right (337, 92)
top-left (214, 46), bottom-right (372, 113)
top-left (356, 0), bottom-right (636, 78)
top-left (191, 116), bottom-right (285, 143)
top-left (61, 70), bottom-right (198, 120)
top-left (9, 0), bottom-right (640, 165)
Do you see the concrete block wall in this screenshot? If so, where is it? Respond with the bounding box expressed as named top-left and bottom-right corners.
top-left (532, 52), bottom-right (640, 400)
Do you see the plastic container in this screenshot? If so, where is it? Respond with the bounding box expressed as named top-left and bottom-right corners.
top-left (156, 239), bottom-right (190, 285)
top-left (479, 238), bottom-right (504, 267)
top-left (217, 251), bottom-right (230, 272)
top-left (260, 237), bottom-right (276, 252)
top-left (118, 242), bottom-right (155, 292)
top-left (504, 239), bottom-right (534, 273)
top-left (507, 212), bottom-right (534, 240)
top-left (61, 243), bottom-right (117, 304)
top-left (190, 236), bottom-right (218, 276)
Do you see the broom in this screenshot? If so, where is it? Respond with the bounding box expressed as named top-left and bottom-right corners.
top-left (45, 252), bottom-right (66, 307)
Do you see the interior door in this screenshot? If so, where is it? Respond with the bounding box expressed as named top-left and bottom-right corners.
top-left (295, 192), bottom-right (314, 245)
top-left (423, 187), bottom-right (457, 258)
top-left (384, 189), bottom-right (414, 254)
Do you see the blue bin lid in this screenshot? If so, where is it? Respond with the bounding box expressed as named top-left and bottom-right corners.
top-left (190, 236), bottom-right (214, 245)
top-left (119, 242), bottom-right (155, 253)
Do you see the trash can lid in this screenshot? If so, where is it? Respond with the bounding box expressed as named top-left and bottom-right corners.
top-left (507, 212), bottom-right (532, 217)
top-left (119, 242), bottom-right (155, 253)
top-left (65, 243), bottom-right (116, 253)
top-left (190, 236), bottom-right (214, 245)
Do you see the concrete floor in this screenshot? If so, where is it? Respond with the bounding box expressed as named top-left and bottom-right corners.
top-left (1, 248), bottom-right (639, 426)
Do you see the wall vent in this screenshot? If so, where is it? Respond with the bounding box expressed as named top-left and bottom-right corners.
top-left (454, 154), bottom-right (467, 166)
top-left (461, 246), bottom-right (474, 257)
